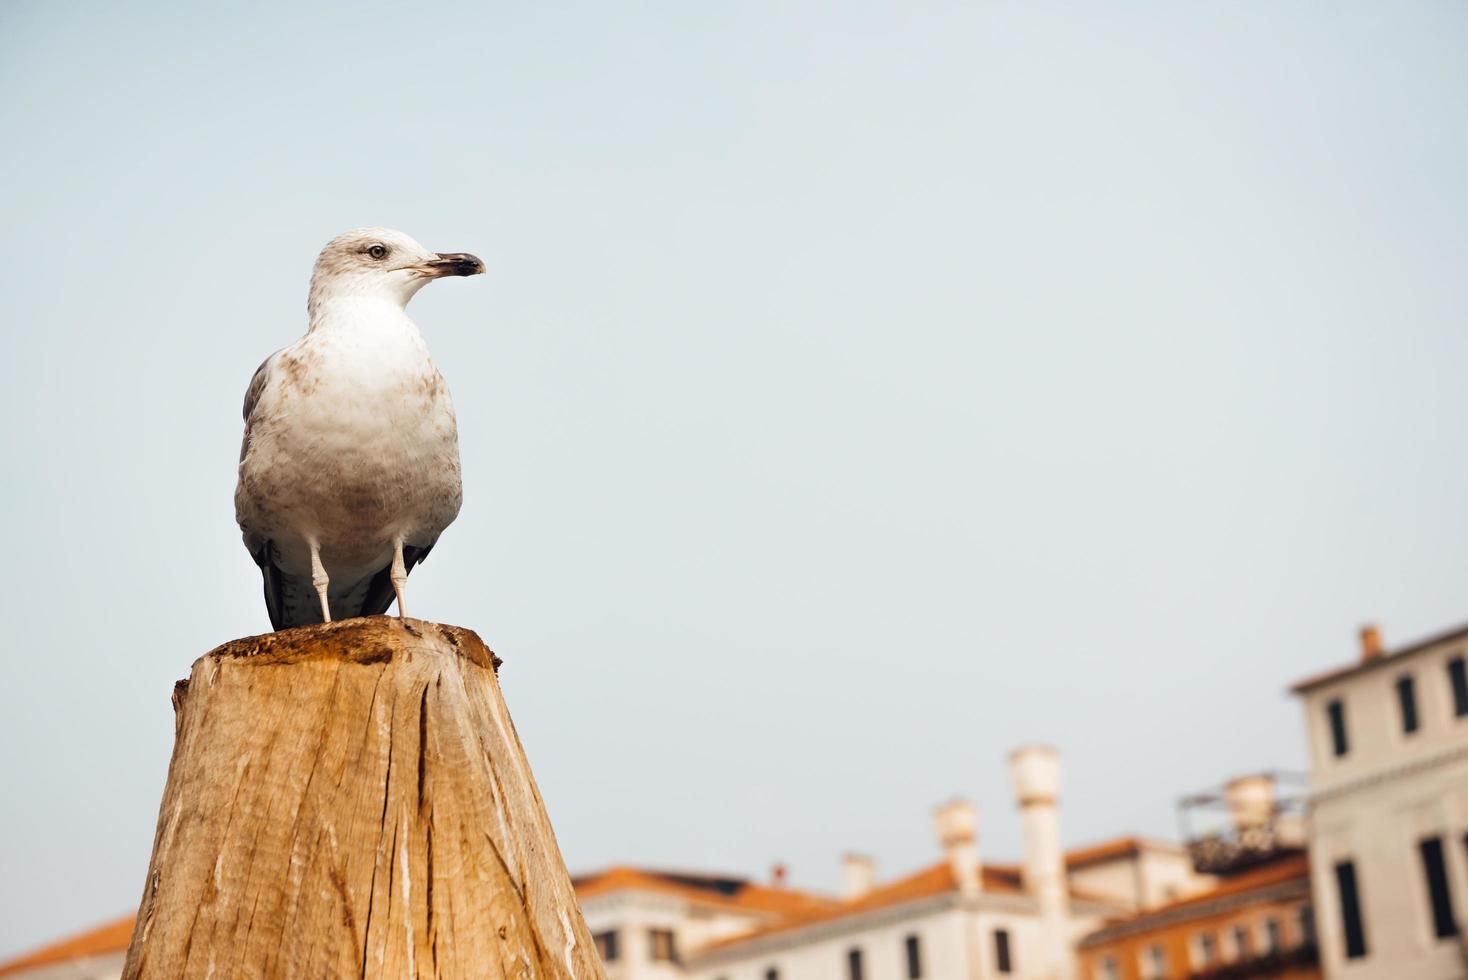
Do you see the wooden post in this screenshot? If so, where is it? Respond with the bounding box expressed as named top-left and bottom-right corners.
top-left (121, 617), bottom-right (606, 979)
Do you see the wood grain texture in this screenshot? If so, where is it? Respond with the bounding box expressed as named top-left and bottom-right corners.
top-left (122, 617), bottom-right (605, 980)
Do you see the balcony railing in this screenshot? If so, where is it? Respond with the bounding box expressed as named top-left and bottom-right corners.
top-left (1186, 825), bottom-right (1299, 875)
top-left (1177, 771), bottom-right (1308, 876)
top-left (1186, 941), bottom-right (1319, 980)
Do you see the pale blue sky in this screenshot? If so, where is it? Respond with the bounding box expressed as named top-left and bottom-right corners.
top-left (2, 0), bottom-right (1467, 959)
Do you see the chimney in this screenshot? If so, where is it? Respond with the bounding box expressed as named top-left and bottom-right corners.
top-left (841, 853), bottom-right (877, 901)
top-left (1359, 624), bottom-right (1383, 662)
top-left (770, 862), bottom-right (788, 889)
top-left (1223, 774), bottom-right (1275, 833)
top-left (1009, 745), bottom-right (1073, 980)
top-left (932, 799), bottom-right (981, 897)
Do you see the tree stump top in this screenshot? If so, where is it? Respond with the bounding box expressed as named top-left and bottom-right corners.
top-left (195, 616), bottom-right (500, 669)
top-left (125, 616), bottom-right (604, 980)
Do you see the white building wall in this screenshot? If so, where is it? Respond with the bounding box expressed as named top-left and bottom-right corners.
top-left (1298, 630), bottom-right (1468, 980)
top-left (582, 892), bottom-right (771, 980)
top-left (690, 906), bottom-right (970, 980)
top-left (689, 898), bottom-right (1114, 980)
top-left (975, 906), bottom-right (1063, 979)
top-left (1134, 849), bottom-right (1214, 908)
top-left (1309, 753), bottom-right (1468, 980)
top-left (1065, 861), bottom-right (1141, 910)
top-left (1066, 849), bottom-right (1209, 913)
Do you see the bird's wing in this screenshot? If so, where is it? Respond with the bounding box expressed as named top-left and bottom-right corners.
top-left (238, 350), bottom-right (300, 628)
top-left (242, 352), bottom-right (276, 420)
top-left (239, 350), bottom-right (281, 462)
top-left (352, 542), bottom-right (437, 619)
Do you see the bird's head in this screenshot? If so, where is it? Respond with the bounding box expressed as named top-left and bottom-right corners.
top-left (307, 227), bottom-right (484, 316)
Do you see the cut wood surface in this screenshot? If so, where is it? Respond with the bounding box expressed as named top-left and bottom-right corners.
top-left (122, 617), bottom-right (605, 980)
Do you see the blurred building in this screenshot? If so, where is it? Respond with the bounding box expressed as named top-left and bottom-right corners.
top-left (573, 865), bottom-right (841, 979)
top-left (580, 746), bottom-right (1209, 980)
top-left (1076, 772), bottom-right (1318, 980)
top-left (0, 745), bottom-right (1216, 980)
top-left (1290, 623), bottom-right (1468, 980)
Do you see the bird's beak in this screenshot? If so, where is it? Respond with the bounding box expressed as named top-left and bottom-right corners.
top-left (419, 252), bottom-right (486, 278)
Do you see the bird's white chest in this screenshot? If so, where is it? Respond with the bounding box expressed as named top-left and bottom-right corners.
top-left (239, 318), bottom-right (463, 569)
top-left (279, 331), bottom-right (449, 447)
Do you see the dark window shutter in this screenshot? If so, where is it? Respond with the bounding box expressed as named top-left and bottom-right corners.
top-left (1334, 860), bottom-right (1368, 959)
top-left (904, 934), bottom-right (922, 979)
top-left (1327, 700), bottom-right (1349, 756)
top-left (1396, 675), bottom-right (1420, 734)
top-left (1419, 837), bottom-right (1459, 939)
top-left (1450, 657), bottom-right (1468, 717)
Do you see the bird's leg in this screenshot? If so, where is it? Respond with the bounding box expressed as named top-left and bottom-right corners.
top-left (309, 540), bottom-right (332, 623)
top-left (390, 537), bottom-right (409, 620)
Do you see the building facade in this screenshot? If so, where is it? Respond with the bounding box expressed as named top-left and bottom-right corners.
top-left (575, 866), bottom-right (840, 980)
top-left (1076, 771), bottom-right (1318, 980)
top-left (599, 746), bottom-right (1210, 980)
top-left (0, 746), bottom-right (1212, 980)
top-left (1077, 852), bottom-right (1317, 980)
top-left (1292, 623), bottom-right (1468, 980)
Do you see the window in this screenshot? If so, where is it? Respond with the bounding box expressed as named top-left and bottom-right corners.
top-left (1297, 904), bottom-right (1316, 947)
top-left (1419, 836), bottom-right (1459, 939)
top-left (1327, 699), bottom-right (1349, 756)
top-left (1142, 944), bottom-right (1167, 980)
top-left (904, 934), bottom-right (923, 979)
top-left (846, 947), bottom-right (864, 980)
top-left (1198, 932), bottom-right (1218, 966)
top-left (1098, 954), bottom-right (1119, 980)
top-left (648, 929), bottom-right (678, 963)
top-left (994, 928), bottom-right (1013, 974)
top-left (592, 930), bottom-right (619, 962)
top-left (1231, 923), bottom-right (1251, 960)
top-left (1396, 675), bottom-right (1420, 734)
top-left (1264, 916), bottom-right (1282, 953)
top-left (1451, 657), bottom-right (1468, 717)
top-left (1334, 860), bottom-right (1368, 959)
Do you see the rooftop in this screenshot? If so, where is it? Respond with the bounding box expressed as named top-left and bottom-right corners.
top-left (1065, 835), bottom-right (1177, 869)
top-left (696, 861), bottom-right (1034, 955)
top-left (0, 916), bottom-right (134, 977)
top-left (693, 842), bottom-right (1143, 960)
top-left (1290, 619), bottom-right (1468, 694)
top-left (573, 865), bottom-right (838, 918)
top-left (1076, 851), bottom-right (1311, 949)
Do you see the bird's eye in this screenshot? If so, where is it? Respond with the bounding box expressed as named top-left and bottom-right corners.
top-left (367, 244), bottom-right (389, 260)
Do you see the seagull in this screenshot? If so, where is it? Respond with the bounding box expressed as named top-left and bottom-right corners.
top-left (235, 228), bottom-right (484, 630)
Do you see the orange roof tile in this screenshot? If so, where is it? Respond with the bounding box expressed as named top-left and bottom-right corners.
top-left (572, 866), bottom-right (837, 918)
top-left (1077, 852), bottom-right (1311, 948)
top-left (1065, 836), bottom-right (1143, 868)
top-left (699, 859), bottom-right (1116, 955)
top-left (1065, 836), bottom-right (1183, 869)
top-left (699, 861), bottom-right (964, 952)
top-left (0, 916), bottom-right (134, 977)
top-left (1154, 852), bottom-right (1309, 911)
